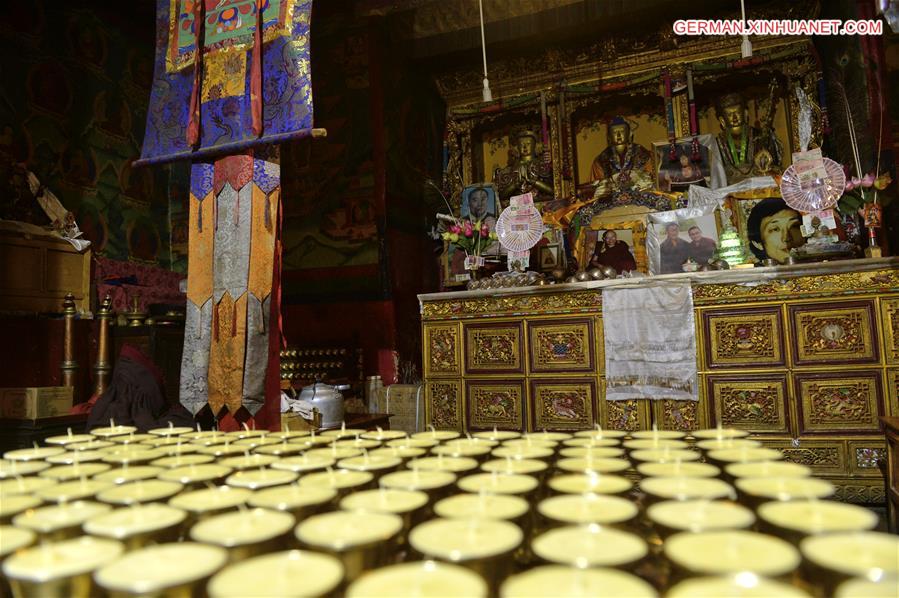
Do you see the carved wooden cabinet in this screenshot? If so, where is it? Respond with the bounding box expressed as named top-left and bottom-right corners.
top-left (421, 258), bottom-right (899, 503)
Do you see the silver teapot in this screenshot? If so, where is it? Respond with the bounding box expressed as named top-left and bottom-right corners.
top-left (297, 383), bottom-right (348, 429)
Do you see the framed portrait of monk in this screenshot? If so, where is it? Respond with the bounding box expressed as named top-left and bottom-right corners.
top-left (580, 219), bottom-right (648, 274)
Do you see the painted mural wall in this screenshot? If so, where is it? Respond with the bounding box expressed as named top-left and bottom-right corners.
top-left (0, 1), bottom-right (173, 268)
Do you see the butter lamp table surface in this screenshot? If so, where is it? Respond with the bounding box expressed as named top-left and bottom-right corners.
top-left (0, 414), bottom-right (89, 454)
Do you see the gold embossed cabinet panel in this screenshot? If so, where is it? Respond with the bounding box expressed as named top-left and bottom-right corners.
top-left (788, 301), bottom-right (879, 366)
top-left (701, 307), bottom-right (785, 369)
top-left (795, 370), bottom-right (885, 434)
top-left (425, 379), bottom-right (464, 430)
top-left (882, 297), bottom-right (899, 365)
top-left (463, 321), bottom-right (525, 375)
top-left (529, 378), bottom-right (597, 431)
top-left (465, 379), bottom-right (526, 431)
top-left (707, 373), bottom-right (791, 434)
top-left (423, 323), bottom-right (462, 378)
top-left (526, 318), bottom-right (596, 374)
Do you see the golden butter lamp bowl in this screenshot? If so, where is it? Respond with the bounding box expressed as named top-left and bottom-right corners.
top-left (757, 500), bottom-right (878, 546)
top-left (219, 453), bottom-right (278, 471)
top-left (337, 455), bottom-right (402, 480)
top-left (44, 432), bottom-right (95, 446)
top-left (147, 425), bottom-right (194, 437)
top-left (725, 460), bottom-right (811, 480)
top-left (38, 463), bottom-right (111, 482)
top-left (0, 476), bottom-right (56, 498)
top-left (537, 494), bottom-right (638, 530)
top-left (623, 439), bottom-right (689, 452)
top-left (341, 488), bottom-right (430, 543)
top-left (320, 427), bottom-right (367, 440)
top-left (690, 427), bottom-right (751, 440)
top-left (196, 444), bottom-right (247, 458)
top-left (492, 446), bottom-right (556, 461)
top-left (573, 428), bottom-right (627, 440)
top-left (556, 457), bottom-right (631, 475)
top-left (225, 468), bottom-right (299, 491)
top-left (305, 446), bottom-right (364, 460)
top-left (4, 536), bottom-right (123, 598)
top-left (629, 448), bottom-right (700, 465)
top-left (631, 430), bottom-right (686, 441)
top-left (96, 480), bottom-right (183, 506)
top-left (547, 473), bottom-right (633, 497)
top-left (646, 499), bottom-right (755, 539)
top-left (799, 532), bottom-right (899, 595)
top-left (431, 443), bottom-right (492, 461)
top-left (225, 429), bottom-right (269, 440)
top-left (333, 439), bottom-right (382, 451)
top-left (232, 436), bottom-right (282, 450)
top-left (298, 469), bottom-right (375, 500)
top-left (93, 542), bottom-right (227, 598)
top-left (667, 574), bottom-right (811, 597)
top-left (270, 454), bottom-right (336, 474)
top-left (248, 483), bottom-right (336, 519)
top-left (457, 473), bottom-right (539, 497)
top-left (208, 549), bottom-right (344, 598)
top-left (45, 450), bottom-right (107, 465)
top-left (369, 446), bottom-right (427, 462)
top-left (3, 447), bottom-right (65, 462)
top-left (411, 430), bottom-right (460, 442)
top-left (0, 524), bottom-right (35, 597)
top-left (267, 430), bottom-right (311, 442)
top-left (561, 437), bottom-right (620, 448)
top-left (640, 476), bottom-right (735, 506)
top-left (433, 493), bottom-right (530, 523)
top-left (387, 437), bottom-right (438, 450)
top-left (695, 438), bottom-right (763, 452)
top-left (83, 503), bottom-right (187, 551)
top-left (705, 447), bottom-right (784, 468)
top-left (734, 477), bottom-right (835, 510)
top-left (101, 448), bottom-right (161, 466)
top-left (0, 494), bottom-right (42, 524)
top-left (481, 458), bottom-right (548, 479)
top-left (106, 433), bottom-right (156, 445)
top-left (531, 524), bottom-right (648, 570)
top-left (347, 560), bottom-right (487, 598)
top-left (409, 517), bottom-right (522, 592)
top-left (150, 454), bottom-right (215, 469)
top-left (379, 469), bottom-right (458, 502)
top-left (636, 461), bottom-right (720, 479)
top-left (472, 430), bottom-right (521, 442)
top-left (360, 429), bottom-right (408, 442)
top-left (501, 565), bottom-right (657, 598)
top-left (835, 576), bottom-right (899, 598)
top-left (296, 510), bottom-right (403, 584)
top-left (93, 465), bottom-right (164, 485)
top-left (0, 459), bottom-right (50, 479)
top-left (190, 508), bottom-right (296, 563)
top-left (287, 435), bottom-right (335, 449)
top-left (36, 479), bottom-right (114, 504)
top-left (664, 530), bottom-right (800, 582)
top-left (89, 425), bottom-right (137, 439)
top-left (523, 431), bottom-right (573, 443)
top-left (558, 446), bottom-right (625, 459)
top-left (252, 442), bottom-right (306, 458)
top-left (158, 464), bottom-right (233, 488)
top-left (406, 456), bottom-right (480, 475)
top-left (13, 501), bottom-right (111, 541)
top-left (169, 486), bottom-right (252, 524)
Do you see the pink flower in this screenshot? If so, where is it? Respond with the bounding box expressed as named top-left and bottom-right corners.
top-left (845, 177), bottom-right (860, 191)
top-left (449, 224), bottom-right (461, 234)
top-left (480, 227), bottom-right (488, 238)
top-left (860, 173), bottom-right (875, 188)
top-left (463, 221), bottom-right (473, 237)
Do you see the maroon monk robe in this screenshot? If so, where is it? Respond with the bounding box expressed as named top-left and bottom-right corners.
top-left (592, 240), bottom-right (637, 272)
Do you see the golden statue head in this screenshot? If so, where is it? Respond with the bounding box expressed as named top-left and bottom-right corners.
top-left (715, 93), bottom-right (748, 131)
top-left (606, 116), bottom-right (632, 148)
top-left (511, 128), bottom-right (540, 162)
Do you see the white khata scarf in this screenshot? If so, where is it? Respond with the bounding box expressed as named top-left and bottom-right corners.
top-left (603, 281), bottom-right (698, 401)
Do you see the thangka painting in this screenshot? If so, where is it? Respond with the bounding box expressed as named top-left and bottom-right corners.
top-left (140, 0), bottom-right (314, 165)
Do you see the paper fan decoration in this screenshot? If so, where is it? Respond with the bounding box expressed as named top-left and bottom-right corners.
top-left (495, 205), bottom-right (544, 252)
top-left (779, 157), bottom-right (845, 212)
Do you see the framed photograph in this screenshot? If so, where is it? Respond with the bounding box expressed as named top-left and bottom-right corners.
top-left (538, 244), bottom-right (561, 271)
top-left (647, 204), bottom-right (722, 274)
top-left (579, 219), bottom-right (648, 274)
top-left (652, 133), bottom-right (726, 193)
top-left (726, 192), bottom-right (807, 264)
top-left (461, 183), bottom-right (498, 222)
top-left (441, 242), bottom-right (470, 288)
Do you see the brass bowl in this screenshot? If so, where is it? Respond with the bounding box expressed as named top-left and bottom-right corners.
top-left (799, 531), bottom-right (899, 595)
top-left (13, 501), bottom-right (111, 542)
top-left (190, 508), bottom-right (296, 564)
top-left (664, 530), bottom-right (800, 584)
top-left (501, 565), bottom-right (656, 598)
top-left (646, 499), bottom-right (756, 540)
top-left (248, 485), bottom-right (336, 520)
top-left (756, 500), bottom-right (878, 546)
top-left (93, 542), bottom-right (227, 598)
top-left (347, 561), bottom-right (486, 598)
top-left (340, 488), bottom-right (429, 545)
top-left (208, 550), bottom-right (345, 598)
top-left (83, 504), bottom-right (187, 551)
top-left (5, 536), bottom-right (123, 598)
top-left (296, 511), bottom-right (403, 584)
top-left (531, 525), bottom-right (647, 571)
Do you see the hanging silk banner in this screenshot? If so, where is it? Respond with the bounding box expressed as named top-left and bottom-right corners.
top-left (181, 147), bottom-right (280, 417)
top-left (137, 0), bottom-right (315, 166)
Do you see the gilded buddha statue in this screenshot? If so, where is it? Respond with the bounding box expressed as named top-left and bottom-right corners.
top-left (588, 116), bottom-right (654, 199)
top-left (714, 91), bottom-right (783, 184)
top-left (493, 128), bottom-right (554, 205)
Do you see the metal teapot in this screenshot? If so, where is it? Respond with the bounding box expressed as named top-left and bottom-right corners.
top-left (297, 383), bottom-right (348, 429)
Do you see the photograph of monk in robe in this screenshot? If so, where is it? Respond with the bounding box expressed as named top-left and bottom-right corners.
top-left (687, 225), bottom-right (718, 264)
top-left (590, 229), bottom-right (637, 273)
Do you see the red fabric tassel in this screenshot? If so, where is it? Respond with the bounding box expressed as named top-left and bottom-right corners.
top-left (186, 0), bottom-right (206, 147)
top-left (250, 0), bottom-right (264, 138)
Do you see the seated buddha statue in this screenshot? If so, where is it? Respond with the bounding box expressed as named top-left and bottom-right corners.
top-left (493, 128), bottom-right (554, 205)
top-left (589, 117), bottom-right (655, 199)
top-left (714, 92), bottom-right (783, 185)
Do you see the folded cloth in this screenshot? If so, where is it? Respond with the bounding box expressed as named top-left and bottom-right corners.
top-left (603, 281), bottom-right (698, 401)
